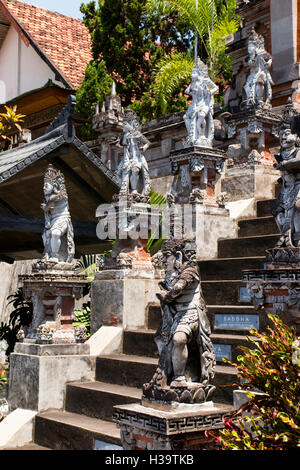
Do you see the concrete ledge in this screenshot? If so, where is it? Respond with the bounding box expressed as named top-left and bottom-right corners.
top-left (0, 409), bottom-right (37, 449)
top-left (14, 342), bottom-right (90, 356)
top-left (87, 326), bottom-right (123, 357)
top-left (8, 353), bottom-right (95, 412)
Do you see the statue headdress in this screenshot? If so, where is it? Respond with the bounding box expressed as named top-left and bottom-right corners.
top-left (44, 164), bottom-right (67, 196)
top-left (193, 57), bottom-right (209, 78)
top-left (248, 27), bottom-right (265, 53)
top-left (280, 98), bottom-right (299, 132)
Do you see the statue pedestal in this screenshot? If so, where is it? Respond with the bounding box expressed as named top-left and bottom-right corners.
top-left (243, 250), bottom-right (300, 333)
top-left (113, 401), bottom-right (235, 450)
top-left (19, 265), bottom-right (87, 343)
top-left (93, 197), bottom-right (163, 333)
top-left (222, 107), bottom-right (280, 202)
top-left (8, 343), bottom-right (94, 412)
top-left (91, 268), bottom-right (161, 333)
top-left (169, 145), bottom-right (227, 206)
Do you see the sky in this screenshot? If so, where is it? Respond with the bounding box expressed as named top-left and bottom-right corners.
top-left (21, 0), bottom-right (90, 18)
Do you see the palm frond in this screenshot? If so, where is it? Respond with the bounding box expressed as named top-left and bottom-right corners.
top-left (153, 52), bottom-right (194, 115)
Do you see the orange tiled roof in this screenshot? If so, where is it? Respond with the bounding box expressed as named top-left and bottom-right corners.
top-left (2, 0), bottom-right (92, 89)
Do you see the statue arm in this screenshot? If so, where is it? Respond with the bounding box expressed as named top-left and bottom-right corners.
top-left (160, 269), bottom-right (197, 304)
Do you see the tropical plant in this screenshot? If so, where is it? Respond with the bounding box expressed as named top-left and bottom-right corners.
top-left (145, 0), bottom-right (240, 113)
top-left (147, 188), bottom-right (168, 256)
top-left (0, 368), bottom-right (7, 388)
top-left (208, 314), bottom-right (300, 450)
top-left (80, 0), bottom-right (191, 108)
top-left (0, 106), bottom-right (25, 151)
top-left (76, 254), bottom-right (100, 283)
top-left (0, 288), bottom-right (33, 358)
top-left (73, 302), bottom-right (91, 339)
top-left (75, 60), bottom-right (113, 141)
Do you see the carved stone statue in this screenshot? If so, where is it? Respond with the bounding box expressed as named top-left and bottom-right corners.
top-left (116, 109), bottom-right (151, 197)
top-left (184, 58), bottom-right (218, 148)
top-left (143, 238), bottom-right (216, 404)
top-left (41, 164), bottom-right (75, 265)
top-left (272, 103), bottom-right (300, 249)
top-left (243, 28), bottom-right (273, 110)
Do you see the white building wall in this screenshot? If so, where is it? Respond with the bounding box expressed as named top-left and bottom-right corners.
top-left (0, 26), bottom-right (62, 103)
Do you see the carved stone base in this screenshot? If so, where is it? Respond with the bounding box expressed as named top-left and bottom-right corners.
top-left (8, 343), bottom-right (94, 412)
top-left (19, 269), bottom-right (87, 344)
top-left (169, 145), bottom-right (227, 207)
top-left (266, 247), bottom-right (300, 268)
top-left (142, 379), bottom-right (216, 406)
top-left (243, 264), bottom-right (300, 332)
top-left (113, 402), bottom-right (235, 450)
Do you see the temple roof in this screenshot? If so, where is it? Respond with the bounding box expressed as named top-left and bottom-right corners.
top-left (0, 0), bottom-right (92, 89)
top-left (0, 96), bottom-right (119, 262)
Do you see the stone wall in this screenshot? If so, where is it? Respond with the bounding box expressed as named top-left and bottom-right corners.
top-left (0, 260), bottom-right (33, 324)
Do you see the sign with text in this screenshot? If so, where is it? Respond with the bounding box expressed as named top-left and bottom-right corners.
top-left (213, 344), bottom-right (232, 361)
top-left (214, 314), bottom-right (259, 330)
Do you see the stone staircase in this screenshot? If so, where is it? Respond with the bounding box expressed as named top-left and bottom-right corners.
top-left (32, 194), bottom-right (278, 450)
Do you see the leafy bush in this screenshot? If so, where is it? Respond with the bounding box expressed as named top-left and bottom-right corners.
top-left (208, 314), bottom-right (300, 450)
top-left (73, 302), bottom-right (91, 339)
top-left (0, 369), bottom-right (7, 387)
top-left (0, 288), bottom-right (33, 358)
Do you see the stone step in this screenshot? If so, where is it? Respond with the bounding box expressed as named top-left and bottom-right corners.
top-left (238, 216), bottom-right (279, 237)
top-left (199, 256), bottom-right (265, 281)
top-left (217, 234), bottom-right (279, 258)
top-left (123, 329), bottom-right (254, 364)
top-left (65, 380), bottom-right (141, 421)
top-left (256, 198), bottom-right (276, 218)
top-left (95, 354), bottom-right (158, 389)
top-left (207, 305), bottom-right (267, 333)
top-left (95, 354), bottom-right (237, 405)
top-left (147, 303), bottom-right (262, 331)
top-left (3, 443), bottom-right (50, 450)
top-left (202, 279), bottom-right (249, 305)
top-left (34, 410), bottom-right (121, 450)
top-left (123, 329), bottom-right (159, 358)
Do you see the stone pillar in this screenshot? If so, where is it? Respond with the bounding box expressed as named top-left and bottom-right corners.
top-left (270, 0), bottom-right (300, 84)
top-left (168, 146), bottom-right (238, 259)
top-left (243, 101), bottom-right (300, 333)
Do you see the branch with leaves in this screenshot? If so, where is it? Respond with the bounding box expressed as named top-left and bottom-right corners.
top-left (0, 106), bottom-right (25, 151)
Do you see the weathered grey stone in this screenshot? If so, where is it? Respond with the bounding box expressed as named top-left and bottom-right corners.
top-left (184, 58), bottom-right (218, 148)
top-left (142, 238), bottom-right (216, 405)
top-left (91, 275), bottom-right (160, 333)
top-left (8, 352), bottom-right (95, 412)
top-left (14, 342), bottom-right (90, 356)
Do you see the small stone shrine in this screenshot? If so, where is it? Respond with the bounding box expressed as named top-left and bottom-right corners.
top-left (92, 81), bottom-right (124, 170)
top-left (18, 164), bottom-right (87, 344)
top-left (8, 165), bottom-right (94, 412)
top-left (221, 27), bottom-right (281, 202)
top-left (243, 100), bottom-right (300, 332)
top-left (113, 236), bottom-right (235, 450)
top-left (91, 109), bottom-right (161, 333)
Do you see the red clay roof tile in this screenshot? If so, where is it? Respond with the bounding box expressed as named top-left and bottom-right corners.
top-left (2, 0), bottom-right (92, 89)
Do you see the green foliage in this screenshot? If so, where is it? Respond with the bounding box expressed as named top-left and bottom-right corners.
top-left (79, 0), bottom-right (191, 121)
top-left (79, 0), bottom-right (239, 124)
top-left (0, 288), bottom-right (33, 358)
top-left (75, 60), bottom-right (113, 141)
top-left (0, 106), bottom-right (25, 151)
top-left (152, 52), bottom-right (193, 116)
top-left (0, 368), bottom-right (7, 387)
top-left (209, 315), bottom-right (300, 450)
top-left (146, 0), bottom-right (240, 109)
top-left (76, 254), bottom-right (99, 283)
top-left (73, 302), bottom-right (91, 339)
top-left (147, 188), bottom-right (168, 256)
